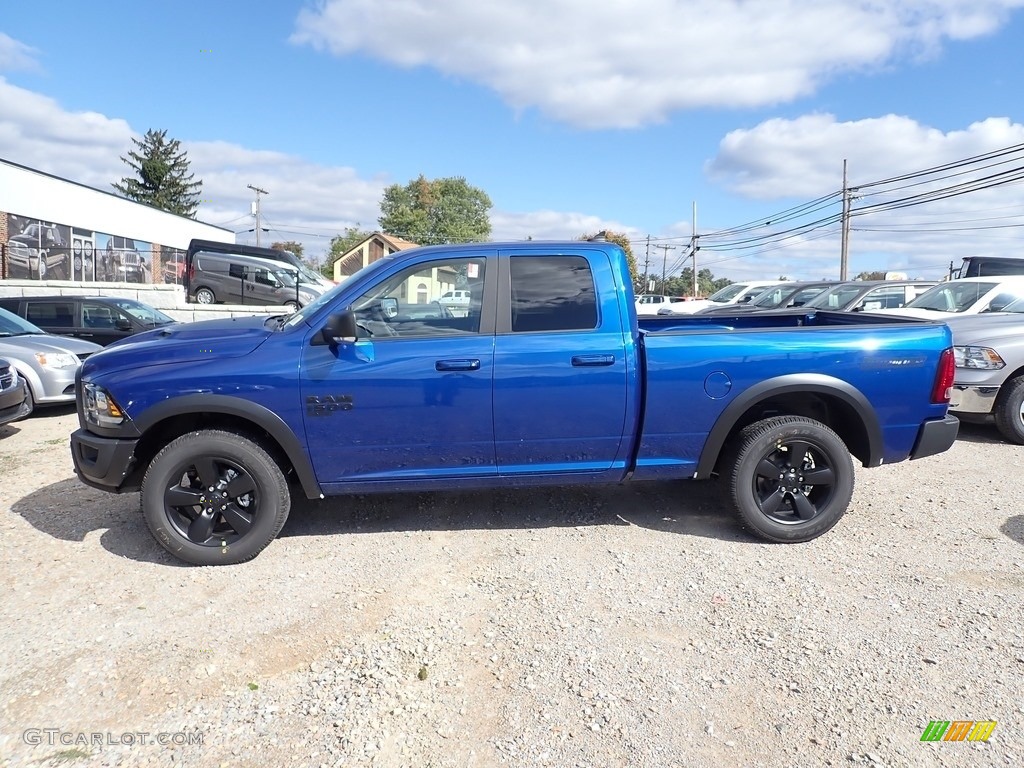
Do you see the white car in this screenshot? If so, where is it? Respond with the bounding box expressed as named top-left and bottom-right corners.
top-left (657, 280), bottom-right (783, 315)
top-left (867, 276), bottom-right (1024, 319)
top-left (635, 294), bottom-right (693, 315)
top-left (438, 289), bottom-right (471, 307)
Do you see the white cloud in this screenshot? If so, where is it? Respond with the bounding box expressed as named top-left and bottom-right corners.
top-left (694, 114), bottom-right (1024, 280)
top-left (0, 32), bottom-right (40, 73)
top-left (291, 0), bottom-right (1024, 129)
top-left (490, 210), bottom-right (640, 241)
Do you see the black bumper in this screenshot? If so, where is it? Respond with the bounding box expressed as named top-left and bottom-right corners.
top-left (0, 380), bottom-right (30, 426)
top-left (70, 428), bottom-right (140, 493)
top-left (909, 415), bottom-right (959, 460)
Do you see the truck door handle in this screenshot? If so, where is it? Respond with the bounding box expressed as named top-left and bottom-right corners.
top-left (435, 359), bottom-right (481, 371)
top-left (571, 354), bottom-right (615, 367)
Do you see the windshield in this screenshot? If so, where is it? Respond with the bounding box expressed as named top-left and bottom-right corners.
top-left (275, 269), bottom-right (298, 288)
top-left (707, 283), bottom-right (747, 303)
top-left (0, 307), bottom-right (45, 335)
top-left (906, 281), bottom-right (999, 312)
top-left (805, 284), bottom-right (866, 309)
top-left (108, 298), bottom-right (175, 326)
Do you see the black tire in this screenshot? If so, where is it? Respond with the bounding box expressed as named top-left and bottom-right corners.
top-left (140, 430), bottom-right (290, 565)
top-left (994, 377), bottom-right (1024, 444)
top-left (724, 415), bottom-right (854, 543)
top-left (14, 379), bottom-right (34, 421)
top-left (194, 287), bottom-right (216, 305)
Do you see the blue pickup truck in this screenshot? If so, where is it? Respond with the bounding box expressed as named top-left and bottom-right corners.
top-left (70, 241), bottom-right (959, 565)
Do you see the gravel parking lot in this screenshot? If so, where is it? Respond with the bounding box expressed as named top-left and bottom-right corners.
top-left (1, 406), bottom-right (1022, 768)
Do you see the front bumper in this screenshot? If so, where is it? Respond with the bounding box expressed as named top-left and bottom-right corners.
top-left (70, 428), bottom-right (139, 493)
top-left (949, 384), bottom-right (1000, 415)
top-left (909, 415), bottom-right (960, 461)
top-left (0, 379), bottom-right (30, 426)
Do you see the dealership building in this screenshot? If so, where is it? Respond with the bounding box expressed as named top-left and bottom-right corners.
top-left (0, 157), bottom-right (233, 284)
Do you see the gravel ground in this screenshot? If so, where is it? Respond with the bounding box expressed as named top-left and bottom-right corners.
top-left (1, 406), bottom-right (1022, 768)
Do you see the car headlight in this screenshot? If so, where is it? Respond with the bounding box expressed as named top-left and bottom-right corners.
top-left (83, 382), bottom-right (126, 427)
top-left (953, 346), bottom-right (1005, 370)
top-left (34, 352), bottom-right (79, 369)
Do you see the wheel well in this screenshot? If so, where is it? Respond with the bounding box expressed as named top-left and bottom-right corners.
top-left (994, 366), bottom-right (1024, 404)
top-left (712, 392), bottom-right (871, 472)
top-left (125, 413), bottom-right (295, 490)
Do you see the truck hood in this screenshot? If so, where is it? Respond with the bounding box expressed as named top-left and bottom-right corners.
top-left (82, 315), bottom-right (278, 376)
top-left (941, 312), bottom-right (1024, 344)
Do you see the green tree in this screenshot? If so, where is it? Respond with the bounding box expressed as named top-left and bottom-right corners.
top-left (112, 129), bottom-right (202, 217)
top-left (379, 175), bottom-right (491, 245)
top-left (580, 231), bottom-right (639, 290)
top-left (856, 270), bottom-right (887, 280)
top-left (270, 241), bottom-right (304, 260)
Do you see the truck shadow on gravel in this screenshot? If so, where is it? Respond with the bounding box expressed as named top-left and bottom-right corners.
top-left (282, 479), bottom-right (753, 543)
top-left (13, 478), bottom-right (754, 566)
top-left (953, 420), bottom-right (1010, 444)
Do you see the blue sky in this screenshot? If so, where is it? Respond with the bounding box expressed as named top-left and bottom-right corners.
top-left (2, 0), bottom-right (1024, 282)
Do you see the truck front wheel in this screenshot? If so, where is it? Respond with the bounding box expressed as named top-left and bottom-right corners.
top-left (993, 377), bottom-right (1024, 444)
top-left (140, 430), bottom-right (291, 565)
top-left (724, 416), bottom-right (854, 543)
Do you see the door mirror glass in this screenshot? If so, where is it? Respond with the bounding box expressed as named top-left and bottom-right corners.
top-left (320, 311), bottom-right (359, 345)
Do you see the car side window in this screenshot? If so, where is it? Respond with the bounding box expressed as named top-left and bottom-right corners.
top-left (350, 257), bottom-right (487, 339)
top-left (26, 301), bottom-right (76, 328)
top-left (82, 302), bottom-right (119, 329)
top-left (509, 256), bottom-right (597, 333)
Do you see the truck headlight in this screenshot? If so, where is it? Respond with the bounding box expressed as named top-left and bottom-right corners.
top-left (953, 346), bottom-right (1005, 370)
top-left (83, 382), bottom-right (125, 427)
top-left (34, 351), bottom-right (79, 369)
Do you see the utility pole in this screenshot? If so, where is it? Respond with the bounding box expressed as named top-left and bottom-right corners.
top-left (654, 244), bottom-right (676, 295)
top-left (840, 160), bottom-right (851, 281)
top-left (644, 235), bottom-right (651, 293)
top-left (691, 201), bottom-right (698, 297)
top-left (247, 184), bottom-right (268, 246)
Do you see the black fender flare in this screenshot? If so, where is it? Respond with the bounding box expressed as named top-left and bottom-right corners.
top-left (694, 374), bottom-right (884, 478)
top-left (134, 394), bottom-right (323, 499)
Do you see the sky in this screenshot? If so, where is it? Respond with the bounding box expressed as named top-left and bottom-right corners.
top-left (2, 0), bottom-right (1024, 283)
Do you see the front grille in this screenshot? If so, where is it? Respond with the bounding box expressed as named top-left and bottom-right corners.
top-left (0, 368), bottom-right (13, 391)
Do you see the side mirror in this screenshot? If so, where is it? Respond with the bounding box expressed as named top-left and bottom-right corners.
top-left (115, 317), bottom-right (132, 331)
top-left (381, 297), bottom-right (399, 319)
top-left (319, 311), bottom-right (359, 345)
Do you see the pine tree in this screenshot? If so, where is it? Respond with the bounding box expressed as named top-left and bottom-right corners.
top-left (112, 129), bottom-right (203, 218)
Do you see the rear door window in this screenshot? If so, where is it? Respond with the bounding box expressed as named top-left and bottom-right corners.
top-left (25, 301), bottom-right (76, 328)
top-left (509, 256), bottom-right (598, 332)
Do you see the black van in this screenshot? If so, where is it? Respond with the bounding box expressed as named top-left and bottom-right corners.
top-left (956, 255), bottom-right (1024, 279)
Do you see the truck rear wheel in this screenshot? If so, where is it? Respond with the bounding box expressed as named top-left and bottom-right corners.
top-left (140, 430), bottom-right (290, 565)
top-left (724, 416), bottom-right (853, 543)
top-left (993, 376), bottom-right (1024, 444)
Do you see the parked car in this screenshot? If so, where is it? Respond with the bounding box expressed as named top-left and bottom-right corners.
top-left (0, 308), bottom-right (101, 416)
top-left (438, 289), bottom-right (471, 307)
top-left (872, 276), bottom-right (1024, 319)
top-left (696, 281), bottom-right (837, 315)
top-left (0, 296), bottom-right (176, 347)
top-left (945, 299), bottom-right (1024, 443)
top-left (7, 223), bottom-right (71, 279)
top-left (635, 294), bottom-right (692, 315)
top-left (803, 280), bottom-right (937, 312)
top-left (188, 252), bottom-right (324, 308)
top-left (0, 357), bottom-right (30, 427)
top-left (956, 255), bottom-right (1024, 279)
top-left (658, 280), bottom-right (783, 315)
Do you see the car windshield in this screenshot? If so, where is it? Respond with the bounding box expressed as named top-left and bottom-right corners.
top-left (0, 307), bottom-right (46, 335)
top-left (108, 298), bottom-right (175, 327)
top-left (805, 284), bottom-right (867, 309)
top-left (707, 284), bottom-right (748, 303)
top-left (994, 298), bottom-right (1024, 313)
top-left (906, 281), bottom-right (999, 312)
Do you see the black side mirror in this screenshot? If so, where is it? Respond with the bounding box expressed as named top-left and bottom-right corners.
top-left (115, 317), bottom-right (132, 331)
top-left (319, 311), bottom-right (359, 345)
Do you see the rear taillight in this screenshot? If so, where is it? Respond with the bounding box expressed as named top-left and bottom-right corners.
top-left (931, 347), bottom-right (955, 404)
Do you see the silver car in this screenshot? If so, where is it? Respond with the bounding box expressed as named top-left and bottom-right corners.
top-left (0, 308), bottom-right (101, 416)
top-left (946, 299), bottom-right (1024, 444)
